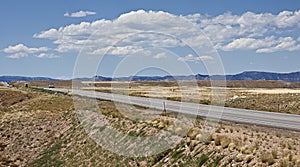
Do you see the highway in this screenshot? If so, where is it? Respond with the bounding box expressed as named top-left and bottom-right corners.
top-left (47, 88), bottom-right (300, 131)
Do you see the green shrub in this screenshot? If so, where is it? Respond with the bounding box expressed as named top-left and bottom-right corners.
top-left (197, 154), bottom-right (209, 166)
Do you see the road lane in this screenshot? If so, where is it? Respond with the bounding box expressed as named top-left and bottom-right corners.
top-left (47, 88), bottom-right (300, 131)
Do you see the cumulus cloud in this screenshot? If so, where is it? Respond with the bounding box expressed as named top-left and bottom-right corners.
top-left (222, 36), bottom-right (276, 51)
top-left (33, 28), bottom-right (60, 40)
top-left (178, 54), bottom-right (198, 62)
top-left (110, 46), bottom-right (145, 55)
top-left (153, 52), bottom-right (167, 59)
top-left (274, 10), bottom-right (300, 28)
top-left (186, 10), bottom-right (300, 43)
top-left (199, 55), bottom-right (214, 61)
top-left (3, 44), bottom-right (48, 53)
top-left (6, 52), bottom-right (28, 59)
top-left (221, 36), bottom-right (300, 53)
top-left (256, 37), bottom-right (300, 53)
top-left (34, 10), bottom-right (200, 56)
top-left (36, 53), bottom-right (59, 58)
top-left (178, 54), bottom-right (213, 63)
top-left (29, 9), bottom-right (300, 56)
top-left (64, 10), bottom-right (96, 18)
top-left (3, 44), bottom-right (56, 59)
top-left (184, 10), bottom-right (300, 54)
top-left (4, 10), bottom-right (300, 60)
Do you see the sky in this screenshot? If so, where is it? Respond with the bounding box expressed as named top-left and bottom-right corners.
top-left (1, 0), bottom-right (300, 78)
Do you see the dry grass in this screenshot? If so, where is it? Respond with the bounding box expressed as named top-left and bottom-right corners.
top-left (0, 87), bottom-right (74, 166)
top-left (81, 80), bottom-right (300, 115)
top-left (11, 80), bottom-right (300, 115)
top-left (10, 80), bottom-right (83, 89)
top-left (0, 85), bottom-right (299, 166)
top-left (0, 87), bottom-right (34, 114)
top-left (84, 80), bottom-right (300, 88)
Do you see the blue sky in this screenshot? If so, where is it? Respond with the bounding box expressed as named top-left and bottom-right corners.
top-left (1, 0), bottom-right (300, 78)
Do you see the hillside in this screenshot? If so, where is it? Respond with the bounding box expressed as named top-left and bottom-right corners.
top-left (225, 71), bottom-right (300, 82)
top-left (0, 87), bottom-right (299, 166)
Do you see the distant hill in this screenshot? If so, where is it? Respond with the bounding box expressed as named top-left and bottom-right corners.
top-left (2, 71), bottom-right (300, 82)
top-left (224, 71), bottom-right (300, 82)
top-left (80, 71), bottom-right (300, 82)
top-left (0, 76), bottom-right (57, 82)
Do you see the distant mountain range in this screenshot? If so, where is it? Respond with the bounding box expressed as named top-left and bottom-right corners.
top-left (0, 76), bottom-right (57, 82)
top-left (79, 71), bottom-right (300, 82)
top-left (1, 71), bottom-right (300, 82)
top-left (223, 71), bottom-right (300, 82)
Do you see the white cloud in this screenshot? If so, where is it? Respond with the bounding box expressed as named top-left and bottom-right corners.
top-left (178, 54), bottom-right (197, 62)
top-left (199, 55), bottom-right (214, 61)
top-left (178, 54), bottom-right (213, 63)
top-left (36, 53), bottom-right (59, 58)
top-left (64, 10), bottom-right (96, 18)
top-left (222, 36), bottom-right (300, 53)
top-left (185, 10), bottom-right (300, 51)
top-left (31, 10), bottom-right (300, 56)
top-left (222, 38), bottom-right (257, 50)
top-left (183, 13), bottom-right (204, 23)
top-left (153, 52), bottom-right (167, 59)
top-left (110, 46), bottom-right (144, 55)
top-left (2, 44), bottom-right (55, 59)
top-left (33, 28), bottom-right (60, 39)
top-left (35, 10), bottom-right (200, 56)
top-left (274, 10), bottom-right (300, 28)
top-left (222, 36), bottom-right (276, 51)
top-left (4, 10), bottom-right (300, 60)
top-left (3, 44), bottom-right (48, 53)
top-left (256, 37), bottom-right (300, 53)
top-left (7, 52), bottom-right (28, 59)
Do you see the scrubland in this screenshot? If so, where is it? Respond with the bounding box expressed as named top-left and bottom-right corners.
top-left (82, 80), bottom-right (300, 115)
top-left (0, 85), bottom-right (299, 166)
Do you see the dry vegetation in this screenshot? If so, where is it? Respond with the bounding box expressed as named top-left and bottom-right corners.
top-left (81, 80), bottom-right (300, 115)
top-left (0, 86), bottom-right (299, 166)
top-left (10, 80), bottom-right (83, 89)
top-left (86, 80), bottom-right (300, 89)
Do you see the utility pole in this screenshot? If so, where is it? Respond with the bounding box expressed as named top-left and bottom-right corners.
top-left (163, 102), bottom-right (167, 115)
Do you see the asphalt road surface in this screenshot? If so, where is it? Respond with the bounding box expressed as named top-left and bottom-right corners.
top-left (47, 88), bottom-right (300, 131)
